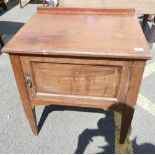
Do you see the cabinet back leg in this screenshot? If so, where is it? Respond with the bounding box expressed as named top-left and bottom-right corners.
top-left (120, 107), bottom-right (134, 144)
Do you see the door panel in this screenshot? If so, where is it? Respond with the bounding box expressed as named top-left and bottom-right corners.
top-left (20, 56), bottom-right (132, 105)
top-left (32, 62), bottom-right (121, 97)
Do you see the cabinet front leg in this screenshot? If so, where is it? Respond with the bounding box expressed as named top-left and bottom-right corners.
top-left (10, 54), bottom-right (38, 135)
top-left (120, 61), bottom-right (146, 144)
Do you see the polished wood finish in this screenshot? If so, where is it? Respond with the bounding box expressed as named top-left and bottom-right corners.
top-left (3, 8), bottom-right (151, 59)
top-left (58, 0), bottom-right (155, 47)
top-left (2, 8), bottom-right (151, 145)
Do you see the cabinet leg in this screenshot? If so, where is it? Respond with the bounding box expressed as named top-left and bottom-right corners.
top-left (9, 54), bottom-right (38, 135)
top-left (119, 61), bottom-right (146, 144)
top-left (31, 106), bottom-right (38, 135)
top-left (119, 106), bottom-right (134, 144)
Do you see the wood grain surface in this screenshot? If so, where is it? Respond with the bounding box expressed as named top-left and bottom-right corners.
top-left (20, 56), bottom-right (132, 107)
top-left (2, 8), bottom-right (151, 59)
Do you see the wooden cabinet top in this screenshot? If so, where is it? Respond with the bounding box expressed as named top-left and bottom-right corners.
top-left (2, 7), bottom-right (151, 59)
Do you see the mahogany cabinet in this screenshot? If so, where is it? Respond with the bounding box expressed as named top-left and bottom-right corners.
top-left (2, 7), bottom-right (151, 144)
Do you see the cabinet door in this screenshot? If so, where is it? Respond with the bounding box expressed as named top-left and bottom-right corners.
top-left (21, 56), bottom-right (132, 107)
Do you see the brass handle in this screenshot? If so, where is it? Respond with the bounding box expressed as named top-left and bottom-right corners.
top-left (25, 71), bottom-right (32, 88)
